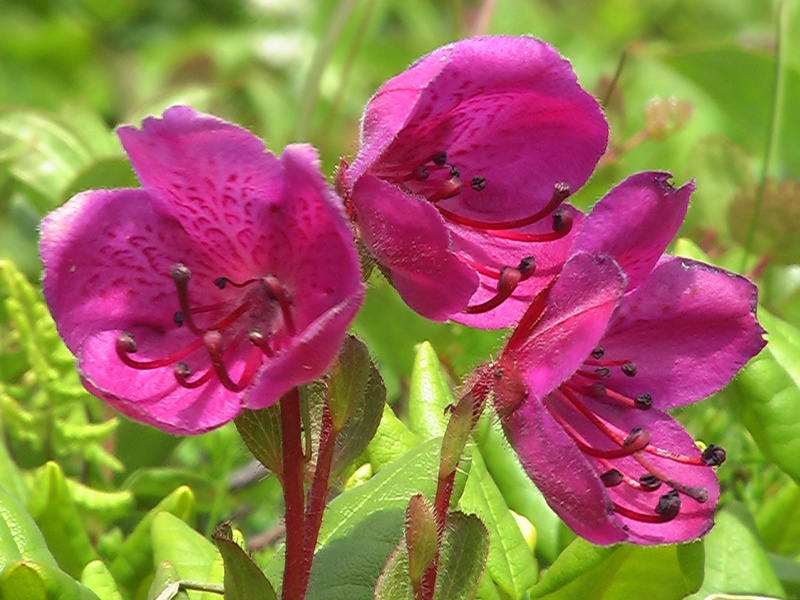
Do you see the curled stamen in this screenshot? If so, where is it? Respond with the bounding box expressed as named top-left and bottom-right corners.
top-left (634, 453), bottom-right (709, 502)
top-left (261, 275), bottom-right (297, 336)
top-left (505, 281), bottom-right (556, 352)
top-left (464, 266), bottom-right (523, 314)
top-left (485, 211), bottom-right (574, 242)
top-left (171, 263), bottom-right (205, 335)
top-left (613, 500), bottom-right (680, 523)
top-left (435, 181), bottom-right (572, 231)
top-left (428, 177), bottom-right (464, 203)
top-left (174, 362), bottom-right (214, 389)
top-left (203, 331), bottom-right (263, 392)
top-left (116, 332), bottom-right (204, 370)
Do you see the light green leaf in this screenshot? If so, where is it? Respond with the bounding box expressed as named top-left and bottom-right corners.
top-left (729, 309), bottom-right (800, 485)
top-left (756, 479), bottom-right (800, 555)
top-left (0, 483), bottom-right (58, 570)
top-left (1, 560), bottom-right (101, 600)
top-left (151, 512), bottom-right (224, 600)
top-left (366, 404), bottom-right (417, 473)
top-left (81, 560), bottom-right (123, 600)
top-left (407, 341), bottom-right (455, 441)
top-left (531, 537), bottom-right (703, 599)
top-left (686, 503), bottom-right (784, 599)
top-left (458, 450), bottom-right (537, 598)
top-left (26, 462), bottom-right (99, 578)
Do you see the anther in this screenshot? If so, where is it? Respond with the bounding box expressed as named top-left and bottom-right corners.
top-left (431, 151), bottom-right (447, 166)
top-left (594, 367), bottom-right (611, 378)
top-left (117, 332), bottom-right (137, 353)
top-left (639, 473), bottom-right (662, 491)
top-left (701, 444), bottom-right (726, 466)
top-left (552, 208), bottom-right (569, 232)
top-left (591, 347), bottom-right (605, 359)
top-left (621, 362), bottom-right (637, 377)
top-left (449, 165), bottom-right (460, 178)
top-left (517, 256), bottom-right (536, 277)
top-left (635, 393), bottom-right (653, 409)
top-left (553, 181), bottom-right (571, 201)
top-left (412, 165), bottom-right (430, 180)
top-left (261, 275), bottom-right (297, 336)
top-left (214, 277), bottom-right (228, 289)
top-left (471, 176), bottom-right (487, 191)
top-left (623, 427), bottom-right (651, 450)
top-left (171, 263), bottom-right (191, 283)
top-left (601, 469), bottom-right (623, 487)
top-left (174, 312), bottom-right (184, 327)
top-left (655, 490), bottom-right (681, 520)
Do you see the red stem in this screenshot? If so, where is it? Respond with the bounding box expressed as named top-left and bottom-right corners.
top-left (279, 388), bottom-right (306, 600)
top-left (298, 402), bottom-right (338, 597)
top-left (420, 471), bottom-right (457, 599)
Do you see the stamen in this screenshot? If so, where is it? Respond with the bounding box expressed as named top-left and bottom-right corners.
top-left (613, 501), bottom-right (679, 523)
top-left (702, 444), bottom-right (726, 466)
top-left (601, 469), bottom-right (623, 487)
top-left (428, 177), bottom-right (464, 203)
top-left (483, 210), bottom-right (573, 242)
top-left (596, 387), bottom-right (652, 410)
top-left (116, 333), bottom-right (204, 370)
top-left (464, 267), bottom-right (522, 314)
top-left (634, 453), bottom-right (709, 502)
top-left (174, 362), bottom-right (214, 389)
top-left (171, 264), bottom-right (204, 335)
top-left (597, 458), bottom-right (659, 492)
top-left (505, 280), bottom-right (556, 352)
top-left (202, 331), bottom-right (263, 392)
top-left (261, 275), bottom-right (296, 337)
top-left (434, 181), bottom-right (571, 230)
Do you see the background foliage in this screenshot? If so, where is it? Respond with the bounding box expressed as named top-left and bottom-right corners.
top-left (1, 0), bottom-right (799, 598)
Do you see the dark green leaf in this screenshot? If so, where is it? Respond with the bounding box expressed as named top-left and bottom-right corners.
top-left (374, 539), bottom-right (415, 600)
top-left (212, 522), bottom-right (276, 600)
top-left (433, 512), bottom-right (489, 600)
top-left (235, 405), bottom-right (283, 475)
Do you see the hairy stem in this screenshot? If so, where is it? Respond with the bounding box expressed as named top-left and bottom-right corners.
top-left (279, 388), bottom-right (306, 600)
top-left (298, 402), bottom-right (338, 597)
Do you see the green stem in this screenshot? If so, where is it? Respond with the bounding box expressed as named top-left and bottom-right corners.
top-left (279, 388), bottom-right (306, 600)
top-left (741, 0), bottom-right (788, 271)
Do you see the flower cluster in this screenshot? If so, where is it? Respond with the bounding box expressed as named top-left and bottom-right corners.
top-left (39, 36), bottom-right (765, 549)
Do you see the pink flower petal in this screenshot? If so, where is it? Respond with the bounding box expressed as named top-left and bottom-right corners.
top-left (509, 252), bottom-right (627, 399)
top-left (351, 174), bottom-right (478, 321)
top-left (574, 172), bottom-right (693, 290)
top-left (596, 256), bottom-right (766, 410)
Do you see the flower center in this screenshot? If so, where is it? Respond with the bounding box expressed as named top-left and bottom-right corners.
top-left (383, 151), bottom-right (575, 315)
top-left (542, 346), bottom-right (724, 525)
top-left (115, 263), bottom-right (295, 393)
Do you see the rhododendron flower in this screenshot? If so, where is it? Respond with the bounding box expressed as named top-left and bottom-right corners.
top-left (341, 35), bottom-right (608, 328)
top-left (40, 106), bottom-right (364, 435)
top-left (485, 172), bottom-right (766, 544)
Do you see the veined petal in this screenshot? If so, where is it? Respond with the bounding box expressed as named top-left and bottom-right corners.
top-left (353, 36), bottom-right (607, 222)
top-left (40, 188), bottom-right (224, 351)
top-left (598, 256), bottom-right (766, 410)
top-left (351, 174), bottom-right (478, 321)
top-left (509, 252), bottom-right (627, 399)
top-left (117, 105), bottom-right (285, 280)
top-left (574, 172), bottom-right (693, 290)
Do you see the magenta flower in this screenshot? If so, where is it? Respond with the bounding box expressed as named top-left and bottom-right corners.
top-left (488, 172), bottom-right (766, 544)
top-left (341, 36), bottom-right (608, 328)
top-left (40, 106), bottom-right (365, 435)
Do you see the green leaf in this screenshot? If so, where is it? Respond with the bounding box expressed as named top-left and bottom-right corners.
top-left (1, 560), bottom-right (101, 600)
top-left (366, 404), bottom-right (418, 473)
top-left (458, 450), bottom-right (537, 598)
top-left (374, 539), bottom-right (415, 600)
top-left (405, 494), bottom-right (438, 585)
top-left (212, 523), bottom-right (276, 600)
top-left (408, 342), bottom-right (455, 441)
top-left (770, 554), bottom-right (800, 600)
top-left (728, 309), bottom-right (800, 484)
top-left (328, 336), bottom-right (387, 478)
top-left (686, 503), bottom-right (784, 599)
top-left (109, 486), bottom-right (195, 594)
top-left (267, 438), bottom-right (441, 600)
top-left (235, 405), bottom-right (283, 475)
top-left (433, 512), bottom-right (489, 600)
top-left (147, 561), bottom-right (189, 600)
top-left (151, 513), bottom-right (224, 600)
top-left (531, 537), bottom-right (704, 599)
top-left (66, 479), bottom-right (134, 525)
top-left (756, 479), bottom-right (800, 555)
top-left (0, 483), bottom-right (59, 570)
top-left (26, 462), bottom-right (99, 578)
top-left (63, 156), bottom-right (138, 200)
top-left (81, 560), bottom-right (124, 600)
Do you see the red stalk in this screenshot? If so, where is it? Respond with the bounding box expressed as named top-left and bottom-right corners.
top-left (279, 388), bottom-right (306, 600)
